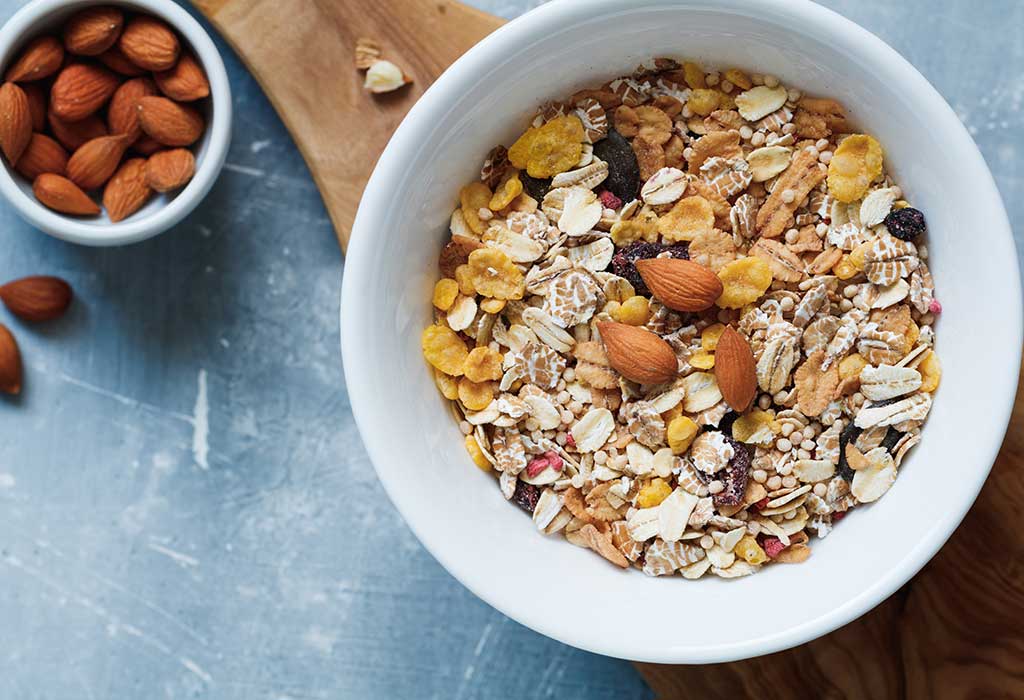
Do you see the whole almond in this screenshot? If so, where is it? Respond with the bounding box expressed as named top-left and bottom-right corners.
top-left (597, 321), bottom-right (678, 385)
top-left (0, 82), bottom-right (32, 164)
top-left (67, 133), bottom-right (129, 190)
top-left (64, 6), bottom-right (124, 56)
top-left (103, 157), bottom-right (152, 222)
top-left (132, 135), bottom-right (162, 156)
top-left (98, 45), bottom-right (146, 76)
top-left (636, 257), bottom-right (724, 312)
top-left (48, 110), bottom-right (108, 151)
top-left (145, 148), bottom-right (195, 192)
top-left (23, 82), bottom-right (46, 131)
top-left (0, 276), bottom-right (73, 321)
top-left (154, 52), bottom-right (209, 101)
top-left (136, 96), bottom-right (204, 146)
top-left (50, 63), bottom-right (120, 121)
top-left (15, 133), bottom-right (69, 180)
top-left (107, 76), bottom-right (157, 141)
top-left (714, 326), bottom-right (758, 412)
top-left (119, 16), bottom-right (180, 70)
top-left (4, 35), bottom-right (64, 82)
top-left (33, 173), bottom-right (100, 215)
top-left (0, 323), bottom-right (22, 394)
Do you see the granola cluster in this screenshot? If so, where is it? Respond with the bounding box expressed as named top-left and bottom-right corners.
top-left (421, 59), bottom-right (941, 579)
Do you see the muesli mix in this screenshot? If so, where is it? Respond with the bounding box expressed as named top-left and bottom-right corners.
top-left (421, 59), bottom-right (941, 579)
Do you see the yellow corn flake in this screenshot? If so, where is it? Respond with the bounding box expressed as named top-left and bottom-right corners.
top-left (480, 297), bottom-right (506, 314)
top-left (612, 295), bottom-right (650, 326)
top-left (716, 257), bottom-right (773, 309)
top-left (508, 115), bottom-right (584, 178)
top-left (488, 171), bottom-right (523, 211)
top-left (602, 300), bottom-right (622, 316)
top-left (827, 134), bottom-right (884, 203)
top-left (611, 208), bottom-right (659, 246)
top-left (732, 410), bottom-right (778, 445)
top-left (605, 277), bottom-right (635, 303)
top-left (918, 350), bottom-right (941, 393)
top-left (717, 91), bottom-right (736, 111)
top-left (892, 200), bottom-right (910, 210)
top-left (432, 278), bottom-right (460, 310)
top-left (465, 434), bottom-right (491, 471)
top-left (689, 351), bottom-right (715, 369)
top-left (667, 416), bottom-right (699, 455)
top-left (724, 68), bottom-right (752, 90)
top-left (734, 534), bottom-right (767, 565)
top-left (687, 88), bottom-right (720, 117)
top-left (464, 346), bottom-right (503, 383)
top-left (434, 368), bottom-right (460, 400)
top-left (657, 196), bottom-right (715, 242)
top-left (701, 323), bottom-right (726, 351)
top-left (454, 264), bottom-right (477, 296)
top-left (839, 353), bottom-right (868, 381)
top-left (848, 240), bottom-right (873, 271)
top-left (682, 61), bottom-right (706, 89)
top-left (466, 248), bottom-right (525, 300)
top-left (422, 325), bottom-right (469, 376)
top-left (460, 182), bottom-right (493, 234)
top-left (636, 478), bottom-right (673, 508)
top-left (833, 254), bottom-right (858, 280)
top-left (458, 377), bottom-right (495, 411)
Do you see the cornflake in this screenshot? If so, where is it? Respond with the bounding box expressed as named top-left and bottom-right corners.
top-left (421, 56), bottom-right (941, 581)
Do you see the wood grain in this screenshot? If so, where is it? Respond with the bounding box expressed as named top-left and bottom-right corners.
top-left (190, 3), bottom-right (1024, 695)
top-left (191, 0), bottom-right (504, 250)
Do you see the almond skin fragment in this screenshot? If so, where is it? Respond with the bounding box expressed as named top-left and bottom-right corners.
top-left (597, 321), bottom-right (678, 385)
top-left (136, 96), bottom-right (204, 146)
top-left (0, 81), bottom-right (32, 164)
top-left (145, 148), bottom-right (195, 192)
top-left (63, 6), bottom-right (124, 56)
top-left (107, 77), bottom-right (157, 141)
top-left (0, 276), bottom-right (73, 321)
top-left (635, 257), bottom-right (724, 312)
top-left (714, 326), bottom-right (758, 412)
top-left (154, 52), bottom-right (210, 102)
top-left (33, 173), bottom-right (100, 215)
top-left (118, 16), bottom-right (180, 70)
top-left (103, 157), bottom-right (152, 222)
top-left (0, 323), bottom-right (22, 394)
top-left (50, 63), bottom-right (120, 121)
top-left (67, 133), bottom-right (130, 190)
top-left (48, 110), bottom-right (108, 151)
top-left (4, 35), bottom-right (64, 82)
top-left (15, 133), bottom-right (69, 180)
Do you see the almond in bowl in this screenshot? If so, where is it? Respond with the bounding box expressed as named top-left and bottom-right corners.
top-left (421, 59), bottom-right (941, 580)
top-left (0, 0), bottom-right (229, 242)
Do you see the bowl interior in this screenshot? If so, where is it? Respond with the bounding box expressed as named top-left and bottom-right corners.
top-left (342, 0), bottom-right (1021, 663)
top-left (0, 0), bottom-right (229, 244)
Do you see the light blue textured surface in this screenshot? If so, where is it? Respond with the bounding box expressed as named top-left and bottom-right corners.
top-left (0, 1), bottom-right (1020, 698)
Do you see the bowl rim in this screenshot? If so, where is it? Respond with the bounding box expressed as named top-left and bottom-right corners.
top-left (0, 0), bottom-right (232, 246)
top-left (341, 0), bottom-right (1022, 663)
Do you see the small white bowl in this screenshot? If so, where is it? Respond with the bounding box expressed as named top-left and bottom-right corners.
top-left (0, 0), bottom-right (231, 246)
top-left (342, 0), bottom-right (1022, 663)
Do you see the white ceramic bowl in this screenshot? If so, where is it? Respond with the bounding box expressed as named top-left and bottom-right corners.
top-left (342, 0), bottom-right (1021, 663)
top-left (0, 0), bottom-right (231, 246)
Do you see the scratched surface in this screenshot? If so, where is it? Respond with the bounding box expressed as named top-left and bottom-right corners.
top-left (0, 1), bottom-right (1020, 698)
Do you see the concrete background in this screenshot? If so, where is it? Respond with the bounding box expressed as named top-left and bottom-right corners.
top-left (0, 1), bottom-right (1020, 698)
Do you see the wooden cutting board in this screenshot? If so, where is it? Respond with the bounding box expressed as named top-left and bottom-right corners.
top-left (192, 2), bottom-right (1024, 696)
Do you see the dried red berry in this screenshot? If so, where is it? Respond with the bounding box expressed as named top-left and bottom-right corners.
top-left (762, 536), bottom-right (786, 559)
top-left (598, 189), bottom-right (622, 210)
top-left (713, 435), bottom-right (750, 507)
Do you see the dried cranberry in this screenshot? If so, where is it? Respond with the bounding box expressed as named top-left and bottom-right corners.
top-left (883, 207), bottom-right (926, 241)
top-left (832, 510), bottom-right (847, 523)
top-left (761, 536), bottom-right (786, 559)
top-left (512, 480), bottom-right (540, 514)
top-left (609, 241), bottom-right (689, 295)
top-left (598, 189), bottom-right (622, 210)
top-left (713, 436), bottom-right (750, 507)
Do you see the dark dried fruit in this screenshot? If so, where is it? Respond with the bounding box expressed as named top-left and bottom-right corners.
top-left (880, 426), bottom-right (903, 453)
top-left (713, 435), bottom-right (750, 507)
top-left (609, 240), bottom-right (689, 295)
top-left (837, 421), bottom-right (863, 481)
top-left (883, 207), bottom-right (926, 241)
top-left (512, 480), bottom-right (540, 513)
top-left (591, 128), bottom-right (640, 201)
top-left (519, 171), bottom-right (551, 201)
top-left (718, 410), bottom-right (740, 436)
